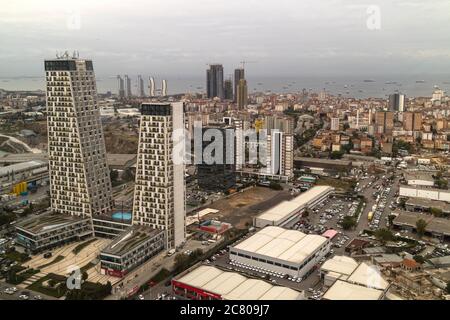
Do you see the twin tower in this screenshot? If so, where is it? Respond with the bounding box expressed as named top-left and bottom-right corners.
top-left (45, 57), bottom-right (185, 249)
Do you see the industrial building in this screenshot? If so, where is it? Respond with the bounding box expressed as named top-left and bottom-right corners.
top-left (172, 265), bottom-right (304, 300)
top-left (254, 186), bottom-right (334, 228)
top-left (392, 210), bottom-right (450, 240)
top-left (229, 226), bottom-right (331, 278)
top-left (404, 172), bottom-right (435, 187)
top-left (99, 226), bottom-right (165, 278)
top-left (0, 160), bottom-right (48, 194)
top-left (15, 215), bottom-right (93, 253)
top-left (320, 256), bottom-right (390, 300)
top-left (399, 185), bottom-right (450, 202)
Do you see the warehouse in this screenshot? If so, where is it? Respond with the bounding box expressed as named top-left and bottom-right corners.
top-left (392, 210), bottom-right (450, 240)
top-left (321, 259), bottom-right (390, 300)
top-left (254, 185), bottom-right (334, 228)
top-left (404, 171), bottom-right (435, 187)
top-left (399, 186), bottom-right (450, 202)
top-left (229, 226), bottom-right (331, 278)
top-left (172, 265), bottom-right (304, 300)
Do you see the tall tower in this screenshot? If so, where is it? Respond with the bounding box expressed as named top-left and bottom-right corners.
top-left (237, 79), bottom-right (248, 109)
top-left (224, 78), bottom-right (233, 100)
top-left (132, 102), bottom-right (186, 249)
top-left (45, 56), bottom-right (113, 218)
top-left (206, 64), bottom-right (224, 99)
top-left (162, 79), bottom-right (168, 97)
top-left (234, 68), bottom-right (245, 102)
top-left (117, 75), bottom-right (125, 99)
top-left (149, 77), bottom-right (156, 97)
top-left (124, 75), bottom-right (132, 97)
top-left (137, 75), bottom-right (145, 97)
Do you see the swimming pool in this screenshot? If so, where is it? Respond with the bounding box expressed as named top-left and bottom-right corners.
top-left (111, 212), bottom-right (132, 221)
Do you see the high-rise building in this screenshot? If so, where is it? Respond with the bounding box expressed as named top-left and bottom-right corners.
top-left (266, 131), bottom-right (293, 178)
top-left (206, 64), bottom-right (224, 99)
top-left (224, 79), bottom-right (233, 100)
top-left (124, 75), bottom-right (132, 97)
top-left (137, 75), bottom-right (145, 97)
top-left (234, 68), bottom-right (245, 102)
top-left (45, 56), bottom-right (113, 218)
top-left (149, 77), bottom-right (156, 97)
top-left (132, 102), bottom-right (186, 249)
top-left (197, 126), bottom-right (236, 192)
top-left (389, 93), bottom-right (405, 112)
top-left (264, 116), bottom-right (294, 134)
top-left (237, 79), bottom-right (248, 109)
top-left (162, 79), bottom-right (168, 97)
top-left (331, 117), bottom-right (340, 131)
top-left (403, 112), bottom-right (423, 131)
top-left (375, 111), bottom-right (394, 134)
top-left (117, 75), bottom-right (125, 99)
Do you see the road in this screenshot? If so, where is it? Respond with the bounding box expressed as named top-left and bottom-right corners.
top-left (0, 281), bottom-right (56, 300)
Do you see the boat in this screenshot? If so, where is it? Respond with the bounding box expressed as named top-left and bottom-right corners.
top-left (363, 79), bottom-right (375, 83)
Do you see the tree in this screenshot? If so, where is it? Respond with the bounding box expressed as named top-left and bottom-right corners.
top-left (430, 207), bottom-right (443, 217)
top-left (342, 216), bottom-right (356, 230)
top-left (330, 151), bottom-right (344, 160)
top-left (269, 182), bottom-right (283, 190)
top-left (374, 228), bottom-right (394, 243)
top-left (387, 215), bottom-right (396, 228)
top-left (416, 219), bottom-right (428, 238)
top-left (413, 255), bottom-right (426, 264)
top-left (110, 170), bottom-right (119, 183)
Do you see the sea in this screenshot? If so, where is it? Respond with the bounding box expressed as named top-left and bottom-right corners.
top-left (1, 74), bottom-right (449, 99)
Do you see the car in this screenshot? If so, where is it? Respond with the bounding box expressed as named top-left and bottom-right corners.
top-left (138, 294), bottom-right (145, 300)
top-left (19, 294), bottom-right (29, 300)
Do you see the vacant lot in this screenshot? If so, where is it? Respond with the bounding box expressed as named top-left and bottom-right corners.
top-left (204, 186), bottom-right (293, 229)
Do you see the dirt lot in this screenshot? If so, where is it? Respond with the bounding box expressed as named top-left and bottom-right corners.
top-left (204, 186), bottom-right (293, 229)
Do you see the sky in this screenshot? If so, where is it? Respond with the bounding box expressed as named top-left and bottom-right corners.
top-left (1, 0), bottom-right (450, 78)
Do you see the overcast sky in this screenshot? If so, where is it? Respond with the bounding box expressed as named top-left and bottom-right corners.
top-left (1, 0), bottom-right (450, 78)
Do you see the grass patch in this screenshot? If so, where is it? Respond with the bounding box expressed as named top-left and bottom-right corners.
top-left (3, 250), bottom-right (31, 263)
top-left (38, 255), bottom-right (65, 269)
top-left (317, 177), bottom-right (355, 192)
top-left (6, 268), bottom-right (40, 285)
top-left (80, 262), bottom-right (96, 273)
top-left (27, 273), bottom-right (67, 298)
top-left (72, 238), bottom-right (97, 255)
top-left (150, 268), bottom-right (171, 284)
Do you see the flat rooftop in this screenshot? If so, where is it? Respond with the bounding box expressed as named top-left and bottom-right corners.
top-left (232, 226), bottom-right (328, 265)
top-left (393, 210), bottom-right (450, 236)
top-left (323, 280), bottom-right (384, 300)
top-left (321, 255), bottom-right (358, 276)
top-left (0, 160), bottom-right (47, 177)
top-left (256, 186), bottom-right (334, 224)
top-left (16, 214), bottom-right (87, 234)
top-left (295, 157), bottom-right (352, 167)
top-left (175, 265), bottom-right (303, 300)
top-left (290, 186), bottom-right (334, 206)
top-left (404, 171), bottom-right (434, 182)
top-left (405, 197), bottom-right (450, 213)
top-left (101, 226), bottom-right (162, 257)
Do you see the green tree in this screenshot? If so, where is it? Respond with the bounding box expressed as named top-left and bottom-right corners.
top-left (330, 151), bottom-right (344, 160)
top-left (342, 216), bottom-right (356, 230)
top-left (387, 215), bottom-right (396, 228)
top-left (430, 207), bottom-right (443, 217)
top-left (413, 255), bottom-right (426, 264)
top-left (416, 219), bottom-right (428, 238)
top-left (269, 182), bottom-right (283, 190)
top-left (374, 228), bottom-right (394, 243)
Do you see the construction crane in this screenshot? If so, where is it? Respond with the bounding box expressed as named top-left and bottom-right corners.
top-left (240, 60), bottom-right (257, 69)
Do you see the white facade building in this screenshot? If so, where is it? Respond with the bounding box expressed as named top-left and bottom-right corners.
top-left (45, 57), bottom-right (113, 218)
top-left (230, 226), bottom-right (331, 278)
top-left (266, 131), bottom-right (293, 179)
top-left (132, 102), bottom-right (186, 249)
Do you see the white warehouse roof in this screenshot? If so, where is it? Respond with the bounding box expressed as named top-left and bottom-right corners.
top-left (321, 256), bottom-right (359, 276)
top-left (323, 280), bottom-right (384, 300)
top-left (233, 226), bottom-right (328, 265)
top-left (291, 185), bottom-right (334, 206)
top-left (255, 201), bottom-right (303, 226)
top-left (255, 186), bottom-right (334, 226)
top-left (176, 265), bottom-right (303, 300)
top-left (347, 262), bottom-right (389, 291)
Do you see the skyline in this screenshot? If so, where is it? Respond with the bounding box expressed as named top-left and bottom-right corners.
top-left (1, 0), bottom-right (450, 79)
